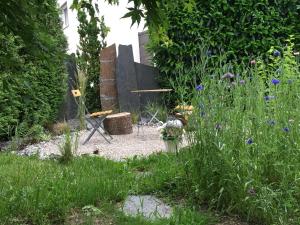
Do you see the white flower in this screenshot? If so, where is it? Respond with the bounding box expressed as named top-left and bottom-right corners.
top-left (90, 82), bottom-right (94, 88)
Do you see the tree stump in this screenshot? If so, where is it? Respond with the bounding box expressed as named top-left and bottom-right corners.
top-left (103, 112), bottom-right (133, 135)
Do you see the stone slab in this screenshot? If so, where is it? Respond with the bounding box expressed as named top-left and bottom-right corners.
top-left (122, 195), bottom-right (172, 220)
top-left (116, 45), bottom-right (140, 112)
top-left (135, 63), bottom-right (160, 108)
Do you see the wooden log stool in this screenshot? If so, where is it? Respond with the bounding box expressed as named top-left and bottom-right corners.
top-left (103, 112), bottom-right (133, 135)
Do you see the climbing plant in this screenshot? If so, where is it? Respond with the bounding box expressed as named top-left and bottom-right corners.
top-left (71, 0), bottom-right (109, 111)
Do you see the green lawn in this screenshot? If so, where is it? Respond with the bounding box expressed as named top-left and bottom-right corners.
top-left (0, 152), bottom-right (213, 225)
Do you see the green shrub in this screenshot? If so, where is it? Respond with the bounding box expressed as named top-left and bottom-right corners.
top-left (0, 0), bottom-right (67, 139)
top-left (182, 45), bottom-right (300, 224)
top-left (149, 0), bottom-right (300, 87)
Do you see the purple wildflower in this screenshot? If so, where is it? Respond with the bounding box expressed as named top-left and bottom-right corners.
top-left (196, 84), bottom-right (204, 91)
top-left (273, 50), bottom-right (281, 57)
top-left (271, 79), bottom-right (280, 85)
top-left (283, 127), bottom-right (290, 132)
top-left (239, 80), bottom-right (245, 85)
top-left (215, 124), bottom-right (222, 130)
top-left (221, 72), bottom-right (235, 79)
top-left (264, 95), bottom-right (275, 101)
top-left (246, 138), bottom-right (253, 145)
top-left (267, 120), bottom-right (276, 126)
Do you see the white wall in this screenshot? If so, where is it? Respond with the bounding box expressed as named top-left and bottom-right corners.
top-left (58, 0), bottom-right (146, 62)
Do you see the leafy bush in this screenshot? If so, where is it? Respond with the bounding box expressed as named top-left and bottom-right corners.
top-left (0, 0), bottom-right (67, 139)
top-left (182, 45), bottom-right (300, 224)
top-left (149, 0), bottom-right (300, 86)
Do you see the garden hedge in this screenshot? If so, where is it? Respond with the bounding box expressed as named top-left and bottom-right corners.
top-left (0, 0), bottom-right (67, 139)
top-left (149, 0), bottom-right (300, 83)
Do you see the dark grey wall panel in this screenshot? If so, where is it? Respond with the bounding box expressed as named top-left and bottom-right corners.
top-left (116, 45), bottom-right (140, 112)
top-left (135, 62), bottom-right (160, 108)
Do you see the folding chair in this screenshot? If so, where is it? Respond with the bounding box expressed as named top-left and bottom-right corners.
top-left (71, 89), bottom-right (113, 144)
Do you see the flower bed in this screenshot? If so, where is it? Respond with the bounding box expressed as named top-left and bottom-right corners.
top-left (183, 45), bottom-right (300, 224)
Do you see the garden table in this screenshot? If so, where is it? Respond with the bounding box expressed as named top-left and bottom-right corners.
top-left (131, 89), bottom-right (172, 134)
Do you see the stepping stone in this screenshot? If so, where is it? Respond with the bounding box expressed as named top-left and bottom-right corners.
top-left (122, 195), bottom-right (172, 220)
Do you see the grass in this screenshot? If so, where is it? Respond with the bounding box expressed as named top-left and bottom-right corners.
top-left (0, 152), bottom-right (213, 225)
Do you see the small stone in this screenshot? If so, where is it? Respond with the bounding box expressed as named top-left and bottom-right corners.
top-left (93, 149), bottom-right (99, 154)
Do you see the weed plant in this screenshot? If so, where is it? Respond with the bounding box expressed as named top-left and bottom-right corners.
top-left (59, 126), bottom-right (78, 164)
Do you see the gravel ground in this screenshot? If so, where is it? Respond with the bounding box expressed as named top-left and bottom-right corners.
top-left (18, 125), bottom-right (187, 161)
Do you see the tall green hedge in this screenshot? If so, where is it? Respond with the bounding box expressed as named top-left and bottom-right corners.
top-left (0, 0), bottom-right (67, 139)
top-left (149, 0), bottom-right (300, 82)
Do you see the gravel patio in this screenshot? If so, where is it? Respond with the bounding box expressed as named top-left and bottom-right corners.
top-left (18, 125), bottom-right (186, 161)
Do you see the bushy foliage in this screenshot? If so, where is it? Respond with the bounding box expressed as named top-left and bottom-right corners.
top-left (181, 45), bottom-right (300, 224)
top-left (148, 0), bottom-right (300, 85)
top-left (0, 0), bottom-right (67, 139)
